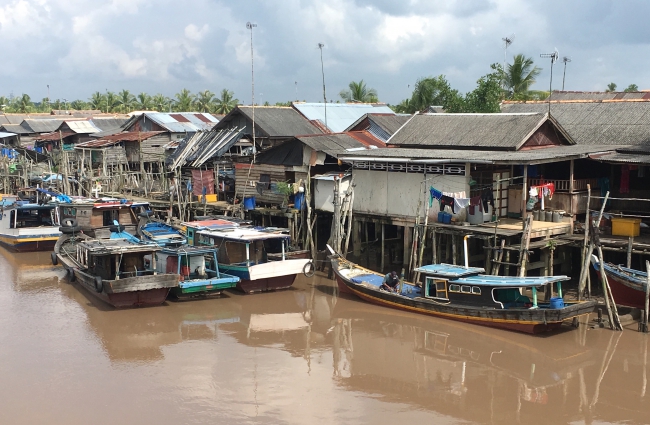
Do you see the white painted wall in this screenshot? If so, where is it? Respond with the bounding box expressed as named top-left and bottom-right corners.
top-left (352, 169), bottom-right (469, 220)
top-left (314, 177), bottom-right (350, 212)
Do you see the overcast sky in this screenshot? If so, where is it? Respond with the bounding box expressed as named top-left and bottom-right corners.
top-left (1, 0), bottom-right (648, 106)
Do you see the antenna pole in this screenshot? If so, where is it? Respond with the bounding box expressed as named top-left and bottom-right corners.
top-left (247, 22), bottom-right (257, 162)
top-left (540, 51), bottom-right (558, 115)
top-left (561, 57), bottom-right (571, 91)
top-left (318, 43), bottom-right (327, 131)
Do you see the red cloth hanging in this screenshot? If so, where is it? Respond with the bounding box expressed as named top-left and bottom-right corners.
top-left (620, 165), bottom-right (630, 194)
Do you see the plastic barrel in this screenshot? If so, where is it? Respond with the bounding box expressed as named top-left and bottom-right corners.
top-left (243, 196), bottom-right (256, 211)
top-left (533, 210), bottom-right (540, 221)
top-left (443, 213), bottom-right (452, 224)
top-left (545, 211), bottom-right (553, 222)
top-left (438, 212), bottom-right (445, 223)
top-left (552, 211), bottom-right (561, 222)
top-left (549, 297), bottom-right (564, 309)
top-left (294, 192), bottom-right (305, 210)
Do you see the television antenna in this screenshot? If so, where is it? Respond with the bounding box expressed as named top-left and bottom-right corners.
top-left (540, 48), bottom-right (559, 114)
top-left (501, 34), bottom-right (515, 90)
top-left (561, 56), bottom-right (571, 91)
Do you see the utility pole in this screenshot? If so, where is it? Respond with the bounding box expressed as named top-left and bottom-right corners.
top-left (318, 43), bottom-right (328, 131)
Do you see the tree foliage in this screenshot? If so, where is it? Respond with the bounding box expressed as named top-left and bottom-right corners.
top-left (624, 84), bottom-right (639, 92)
top-left (213, 89), bottom-right (239, 114)
top-left (501, 54), bottom-right (541, 100)
top-left (339, 80), bottom-right (378, 103)
top-left (606, 83), bottom-right (617, 92)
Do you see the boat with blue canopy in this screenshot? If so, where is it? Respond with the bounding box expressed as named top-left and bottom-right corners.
top-left (330, 248), bottom-right (596, 334)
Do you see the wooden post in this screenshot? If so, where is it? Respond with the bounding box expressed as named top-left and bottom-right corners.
top-left (597, 244), bottom-right (622, 331)
top-left (380, 223), bottom-right (385, 272)
top-left (569, 159), bottom-right (575, 194)
top-left (645, 260), bottom-right (650, 333)
top-left (431, 227), bottom-right (438, 264)
top-left (627, 237), bottom-right (634, 268)
top-left (579, 190), bottom-right (608, 299)
top-left (579, 185), bottom-right (592, 300)
top-left (521, 164), bottom-right (528, 216)
top-left (451, 234), bottom-right (457, 265)
top-left (403, 225), bottom-right (413, 267)
top-left (492, 239), bottom-right (506, 276)
top-left (517, 215), bottom-right (533, 277)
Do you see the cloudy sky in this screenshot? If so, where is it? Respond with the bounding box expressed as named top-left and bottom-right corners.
top-left (1, 0), bottom-right (648, 105)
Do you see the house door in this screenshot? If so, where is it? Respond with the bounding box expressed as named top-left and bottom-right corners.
top-left (493, 171), bottom-right (510, 218)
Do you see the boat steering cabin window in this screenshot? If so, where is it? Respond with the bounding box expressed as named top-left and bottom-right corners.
top-left (461, 285), bottom-right (471, 293)
top-left (449, 284), bottom-right (461, 293)
top-left (471, 286), bottom-right (481, 295)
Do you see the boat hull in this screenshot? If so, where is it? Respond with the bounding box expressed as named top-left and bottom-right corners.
top-left (333, 258), bottom-right (595, 334)
top-left (170, 275), bottom-right (239, 299)
top-left (221, 259), bottom-right (310, 293)
top-left (597, 266), bottom-right (647, 310)
top-left (0, 235), bottom-right (58, 252)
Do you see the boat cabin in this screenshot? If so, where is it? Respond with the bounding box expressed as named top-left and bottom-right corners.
top-left (75, 238), bottom-right (161, 280)
top-left (59, 200), bottom-right (150, 237)
top-left (0, 195), bottom-right (59, 230)
top-left (181, 219), bottom-right (239, 246)
top-left (194, 227), bottom-right (291, 267)
top-left (415, 264), bottom-right (569, 309)
top-left (155, 246), bottom-right (222, 280)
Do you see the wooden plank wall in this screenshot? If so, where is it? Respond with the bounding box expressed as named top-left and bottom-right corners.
top-left (235, 163), bottom-right (288, 204)
top-left (140, 135), bottom-right (170, 162)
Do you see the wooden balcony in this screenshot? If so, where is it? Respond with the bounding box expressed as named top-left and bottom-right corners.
top-left (527, 178), bottom-right (600, 192)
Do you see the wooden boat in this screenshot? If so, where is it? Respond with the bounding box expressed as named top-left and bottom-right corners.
top-left (330, 252), bottom-right (596, 334)
top-left (139, 220), bottom-right (187, 247)
top-left (0, 194), bottom-right (61, 252)
top-left (591, 255), bottom-right (649, 309)
top-left (189, 224), bottom-right (311, 293)
top-left (53, 233), bottom-right (179, 308)
top-left (154, 245), bottom-right (239, 299)
top-left (58, 198), bottom-right (151, 238)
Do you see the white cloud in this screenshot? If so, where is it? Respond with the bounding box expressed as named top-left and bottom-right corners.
top-left (184, 24), bottom-right (209, 41)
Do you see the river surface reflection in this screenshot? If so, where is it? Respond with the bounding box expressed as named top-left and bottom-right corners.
top-left (0, 247), bottom-right (648, 424)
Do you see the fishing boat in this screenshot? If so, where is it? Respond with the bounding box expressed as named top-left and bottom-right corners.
top-left (138, 219), bottom-right (187, 247)
top-left (154, 245), bottom-right (240, 299)
top-left (330, 250), bottom-right (596, 334)
top-left (591, 256), bottom-right (649, 309)
top-left (0, 194), bottom-right (61, 252)
top-left (58, 198), bottom-right (151, 239)
top-left (52, 230), bottom-right (179, 308)
top-left (190, 225), bottom-right (312, 293)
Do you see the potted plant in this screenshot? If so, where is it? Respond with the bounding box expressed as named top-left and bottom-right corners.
top-left (275, 181), bottom-right (293, 211)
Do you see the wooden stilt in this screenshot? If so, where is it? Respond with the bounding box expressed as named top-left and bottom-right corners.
top-left (431, 227), bottom-right (438, 264)
top-left (451, 235), bottom-right (457, 265)
top-left (380, 223), bottom-right (385, 272)
top-left (627, 237), bottom-right (634, 268)
top-left (492, 239), bottom-right (505, 276)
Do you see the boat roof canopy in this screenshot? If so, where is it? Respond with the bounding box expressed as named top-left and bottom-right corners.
top-left (78, 238), bottom-right (161, 254)
top-left (450, 275), bottom-right (570, 287)
top-left (197, 227), bottom-right (290, 241)
top-left (160, 245), bottom-right (218, 256)
top-left (415, 264), bottom-right (485, 278)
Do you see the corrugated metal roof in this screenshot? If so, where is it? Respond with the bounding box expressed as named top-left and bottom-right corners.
top-left (345, 113), bottom-right (411, 142)
top-left (77, 131), bottom-right (165, 148)
top-left (544, 91), bottom-right (650, 102)
top-left (292, 102), bottom-right (395, 133)
top-left (233, 106), bottom-right (323, 137)
top-left (339, 144), bottom-right (624, 165)
top-left (37, 131), bottom-right (75, 141)
top-left (502, 102), bottom-right (650, 145)
top-left (0, 124), bottom-right (30, 134)
top-left (589, 152), bottom-right (650, 164)
top-left (90, 117), bottom-right (129, 131)
top-left (387, 113), bottom-right (569, 150)
top-left (66, 120), bottom-right (101, 134)
top-left (124, 112), bottom-right (218, 133)
top-left (22, 119), bottom-right (65, 133)
top-left (0, 132), bottom-right (17, 138)
top-left (74, 139), bottom-right (122, 149)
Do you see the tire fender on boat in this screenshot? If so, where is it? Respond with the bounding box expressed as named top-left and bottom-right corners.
top-left (94, 276), bottom-right (103, 293)
top-left (303, 261), bottom-right (315, 278)
top-left (67, 268), bottom-right (76, 282)
top-left (61, 218), bottom-right (78, 228)
top-left (109, 224), bottom-right (125, 233)
top-left (51, 252), bottom-right (58, 266)
top-left (59, 225), bottom-right (81, 234)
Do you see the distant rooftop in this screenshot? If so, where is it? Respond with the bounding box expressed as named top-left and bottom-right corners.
top-left (292, 102), bottom-right (395, 133)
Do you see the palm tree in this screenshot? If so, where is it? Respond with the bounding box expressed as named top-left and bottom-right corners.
top-left (118, 89), bottom-right (136, 113)
top-left (393, 98), bottom-right (413, 113)
top-left (213, 89), bottom-right (238, 114)
top-left (174, 89), bottom-right (194, 112)
top-left (339, 80), bottom-right (378, 103)
top-left (502, 54), bottom-right (541, 100)
top-left (89, 92), bottom-right (106, 111)
top-left (39, 98), bottom-right (50, 112)
top-left (135, 92), bottom-right (153, 111)
top-left (195, 90), bottom-right (215, 113)
top-left (624, 84), bottom-right (639, 92)
top-left (152, 94), bottom-right (172, 112)
top-left (15, 94), bottom-right (33, 113)
top-left (0, 96), bottom-right (9, 112)
top-left (606, 83), bottom-right (617, 92)
top-left (409, 76), bottom-right (452, 112)
top-left (70, 100), bottom-right (87, 110)
top-left (105, 92), bottom-right (120, 113)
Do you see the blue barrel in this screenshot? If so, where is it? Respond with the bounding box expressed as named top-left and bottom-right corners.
top-left (549, 297), bottom-right (564, 309)
top-left (438, 212), bottom-right (445, 223)
top-left (294, 192), bottom-right (305, 210)
top-left (443, 213), bottom-right (452, 224)
top-left (243, 196), bottom-right (256, 211)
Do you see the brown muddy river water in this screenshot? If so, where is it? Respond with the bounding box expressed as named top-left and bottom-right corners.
top-left (1, 248), bottom-right (649, 424)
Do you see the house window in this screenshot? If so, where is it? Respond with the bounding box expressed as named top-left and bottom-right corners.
top-left (259, 174), bottom-right (271, 190)
top-left (472, 287), bottom-right (481, 295)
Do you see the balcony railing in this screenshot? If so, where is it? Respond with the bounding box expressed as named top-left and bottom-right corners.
top-left (528, 178), bottom-right (599, 192)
